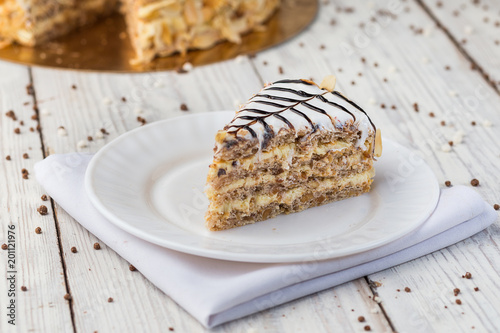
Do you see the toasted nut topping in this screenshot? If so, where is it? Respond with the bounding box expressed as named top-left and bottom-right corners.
top-left (374, 129), bottom-right (383, 157)
top-left (319, 75), bottom-right (336, 92)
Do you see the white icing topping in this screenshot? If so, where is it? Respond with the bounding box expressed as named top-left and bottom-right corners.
top-left (225, 79), bottom-right (376, 151)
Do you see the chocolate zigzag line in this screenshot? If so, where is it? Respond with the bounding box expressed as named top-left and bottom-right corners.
top-left (225, 80), bottom-right (375, 148)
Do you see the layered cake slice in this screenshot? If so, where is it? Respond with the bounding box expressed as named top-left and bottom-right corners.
top-left (205, 76), bottom-right (382, 231)
top-left (121, 0), bottom-right (280, 63)
top-left (0, 0), bottom-right (118, 48)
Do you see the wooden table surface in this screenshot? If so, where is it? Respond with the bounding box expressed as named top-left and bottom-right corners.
top-left (1, 0), bottom-right (500, 332)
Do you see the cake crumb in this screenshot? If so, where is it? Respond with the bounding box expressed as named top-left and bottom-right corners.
top-left (35, 227), bottom-right (42, 234)
top-left (77, 140), bottom-right (88, 149)
top-left (364, 325), bottom-right (371, 331)
top-left (474, 287), bottom-right (479, 291)
top-left (493, 204), bottom-right (499, 210)
top-left (482, 120), bottom-right (492, 127)
top-left (358, 316), bottom-right (365, 322)
top-left (102, 97), bottom-right (112, 105)
top-left (1, 244), bottom-right (7, 250)
top-left (441, 144), bottom-right (451, 152)
top-left (453, 288), bottom-right (460, 296)
top-left (71, 247), bottom-right (77, 253)
top-left (404, 287), bottom-right (411, 293)
top-left (107, 297), bottom-right (113, 303)
top-left (180, 103), bottom-right (189, 111)
top-left (41, 194), bottom-right (48, 201)
top-left (470, 179), bottom-right (479, 187)
top-left (129, 264), bottom-right (137, 271)
top-left (455, 299), bottom-right (462, 305)
top-left (5, 155), bottom-right (11, 161)
top-left (21, 286), bottom-right (28, 292)
top-left (464, 272), bottom-right (472, 279)
top-left (57, 126), bottom-right (68, 137)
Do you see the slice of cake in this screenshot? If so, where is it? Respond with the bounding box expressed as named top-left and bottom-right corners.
top-left (205, 76), bottom-right (382, 231)
top-left (121, 0), bottom-right (280, 64)
top-left (0, 0), bottom-right (118, 48)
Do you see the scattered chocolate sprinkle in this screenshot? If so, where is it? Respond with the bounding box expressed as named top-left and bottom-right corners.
top-left (26, 83), bottom-right (34, 96)
top-left (474, 287), bottom-right (479, 291)
top-left (21, 286), bottom-right (27, 291)
top-left (217, 168), bottom-right (226, 177)
top-left (180, 103), bottom-right (189, 111)
top-left (361, 57), bottom-right (366, 63)
top-left (448, 141), bottom-right (454, 146)
top-left (440, 120), bottom-right (446, 126)
top-left (351, 81), bottom-right (356, 85)
top-left (107, 297), bottom-right (113, 303)
top-left (383, 78), bottom-right (388, 82)
top-left (71, 247), bottom-right (77, 253)
top-left (445, 180), bottom-right (452, 187)
top-left (320, 44), bottom-right (325, 50)
top-left (444, 305), bottom-right (448, 309)
top-left (364, 325), bottom-right (371, 331)
top-left (330, 19), bottom-right (336, 25)
top-left (429, 112), bottom-right (435, 117)
top-left (299, 42), bottom-right (304, 47)
top-left (470, 179), bottom-right (479, 187)
top-left (93, 243), bottom-right (101, 250)
top-left (30, 127), bottom-right (34, 132)
top-left (263, 61), bottom-right (268, 66)
top-left (64, 293), bottom-right (72, 300)
top-left (358, 72), bottom-right (363, 77)
top-left (100, 128), bottom-right (109, 135)
top-left (471, 121), bottom-right (476, 126)
top-left (396, 289), bottom-right (400, 292)
top-left (168, 328), bottom-right (174, 332)
top-left (37, 205), bottom-right (48, 215)
top-left (71, 85), bottom-right (77, 90)
top-left (5, 110), bottom-right (17, 121)
top-left (494, 204), bottom-right (499, 210)
top-left (373, 62), bottom-right (378, 67)
top-left (358, 316), bottom-right (366, 322)
top-left (5, 155), bottom-right (11, 161)
top-left (23, 153), bottom-right (29, 159)
top-left (380, 104), bottom-right (386, 109)
top-left (35, 227), bottom-right (42, 234)
top-left (1, 244), bottom-right (7, 250)
top-left (41, 194), bottom-right (48, 201)
top-left (14, 128), bottom-right (20, 134)
top-left (445, 66), bottom-right (451, 70)
top-left (20, 120), bottom-right (24, 126)
top-left (465, 272), bottom-right (472, 279)
top-left (129, 264), bottom-right (137, 271)
top-left (87, 136), bottom-right (93, 141)
top-left (137, 116), bottom-right (147, 125)
top-left (391, 105), bottom-right (396, 110)
top-left (404, 287), bottom-right (411, 293)
top-left (278, 66), bottom-right (284, 74)
top-left (413, 103), bottom-right (419, 112)
top-left (455, 299), bottom-right (462, 305)
top-left (338, 68), bottom-right (343, 72)
top-left (454, 288), bottom-right (460, 296)
top-left (121, 97), bottom-right (126, 102)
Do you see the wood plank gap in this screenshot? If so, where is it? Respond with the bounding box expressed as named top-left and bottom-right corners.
top-left (415, 0), bottom-right (500, 95)
top-left (27, 67), bottom-right (78, 333)
top-left (364, 276), bottom-right (397, 332)
top-left (248, 55), bottom-right (266, 86)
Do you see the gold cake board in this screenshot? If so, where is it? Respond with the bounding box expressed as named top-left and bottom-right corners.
top-left (0, 0), bottom-right (318, 73)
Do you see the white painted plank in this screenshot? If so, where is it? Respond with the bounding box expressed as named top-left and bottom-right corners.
top-left (32, 58), bottom-right (391, 331)
top-left (420, 0), bottom-right (500, 90)
top-left (0, 62), bottom-right (73, 333)
top-left (250, 0), bottom-right (500, 331)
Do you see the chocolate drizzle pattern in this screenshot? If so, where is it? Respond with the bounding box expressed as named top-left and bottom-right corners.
top-left (225, 79), bottom-right (376, 151)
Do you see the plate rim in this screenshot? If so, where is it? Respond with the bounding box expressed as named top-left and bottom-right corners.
top-left (85, 111), bottom-right (440, 263)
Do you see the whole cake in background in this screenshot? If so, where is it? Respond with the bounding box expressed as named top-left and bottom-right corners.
top-left (0, 0), bottom-right (280, 63)
top-left (205, 76), bottom-right (382, 231)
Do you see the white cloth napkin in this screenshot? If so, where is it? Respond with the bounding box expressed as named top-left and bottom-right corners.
top-left (35, 153), bottom-right (497, 328)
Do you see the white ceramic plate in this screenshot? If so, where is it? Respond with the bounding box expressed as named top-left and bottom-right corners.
top-left (85, 111), bottom-right (439, 263)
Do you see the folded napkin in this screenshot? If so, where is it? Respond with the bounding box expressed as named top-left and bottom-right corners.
top-left (35, 154), bottom-right (497, 328)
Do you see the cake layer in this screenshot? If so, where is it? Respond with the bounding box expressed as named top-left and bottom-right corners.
top-left (207, 143), bottom-right (373, 195)
top-left (205, 177), bottom-right (373, 231)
